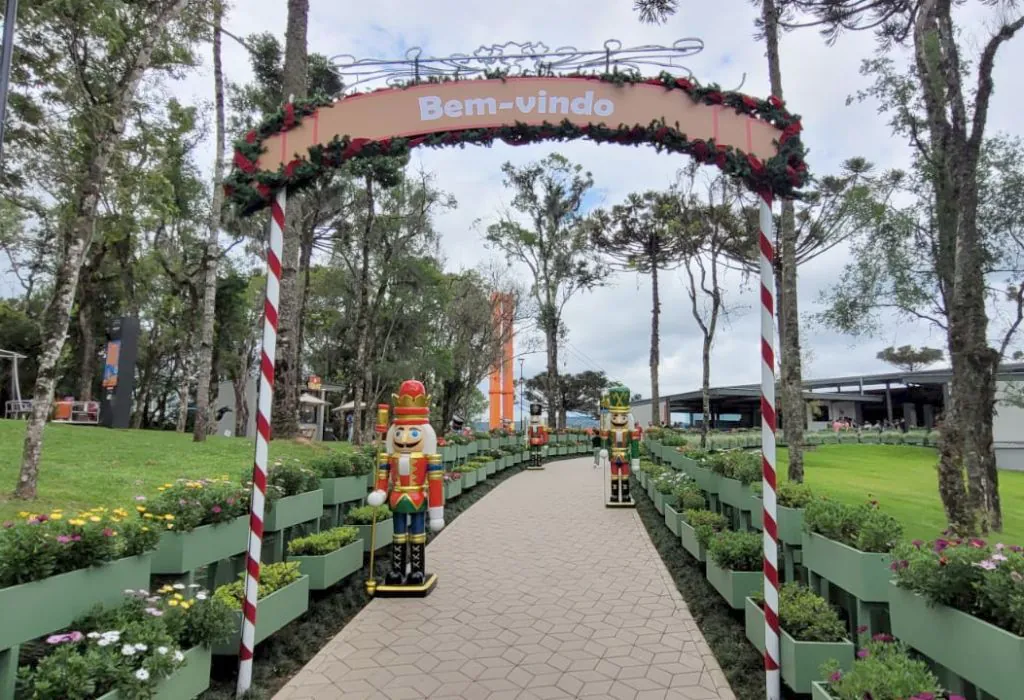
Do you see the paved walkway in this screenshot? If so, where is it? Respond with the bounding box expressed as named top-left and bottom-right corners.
top-left (275, 458), bottom-right (734, 700)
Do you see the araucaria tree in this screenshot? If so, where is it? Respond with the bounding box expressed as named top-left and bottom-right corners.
top-left (9, 0), bottom-right (204, 500)
top-left (794, 0), bottom-right (1024, 533)
top-left (486, 154), bottom-right (608, 428)
top-left (588, 191), bottom-right (687, 427)
top-left (876, 346), bottom-right (944, 373)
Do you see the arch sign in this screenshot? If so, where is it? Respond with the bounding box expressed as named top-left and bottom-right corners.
top-left (226, 69), bottom-right (809, 700)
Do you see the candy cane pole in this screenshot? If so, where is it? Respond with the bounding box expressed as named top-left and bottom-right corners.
top-left (759, 193), bottom-right (780, 700)
top-left (236, 188), bottom-right (285, 697)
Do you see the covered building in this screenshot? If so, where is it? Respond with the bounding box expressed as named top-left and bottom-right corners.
top-left (631, 363), bottom-right (1024, 469)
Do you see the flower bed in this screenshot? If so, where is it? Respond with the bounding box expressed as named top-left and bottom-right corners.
top-left (308, 450), bottom-right (373, 505)
top-left (750, 482), bottom-right (811, 543)
top-left (744, 584), bottom-right (853, 693)
top-left (17, 584), bottom-right (234, 699)
top-left (344, 505), bottom-right (393, 552)
top-left (814, 632), bottom-right (964, 700)
top-left (287, 526), bottom-right (363, 590)
top-left (706, 530), bottom-right (763, 609)
top-left (443, 473), bottom-right (462, 500)
top-left (887, 536), bottom-right (1024, 699)
top-left (679, 509), bottom-right (727, 563)
top-left (707, 451), bottom-right (760, 512)
top-left (150, 516), bottom-right (249, 575)
top-left (802, 497), bottom-right (901, 603)
top-left (261, 460), bottom-right (324, 531)
top-left (212, 562), bottom-right (310, 655)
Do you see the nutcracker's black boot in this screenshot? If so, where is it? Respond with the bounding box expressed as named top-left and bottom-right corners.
top-left (408, 542), bottom-right (426, 586)
top-left (385, 537), bottom-right (406, 585)
top-left (621, 477), bottom-right (632, 503)
top-left (610, 477), bottom-right (620, 502)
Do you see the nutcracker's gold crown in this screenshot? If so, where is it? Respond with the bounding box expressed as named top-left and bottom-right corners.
top-left (393, 392), bottom-right (431, 408)
top-left (606, 385), bottom-right (631, 413)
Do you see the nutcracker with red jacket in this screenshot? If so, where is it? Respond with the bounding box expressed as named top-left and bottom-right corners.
top-left (366, 379), bottom-right (444, 596)
top-left (526, 402), bottom-right (548, 470)
top-left (602, 385), bottom-right (640, 506)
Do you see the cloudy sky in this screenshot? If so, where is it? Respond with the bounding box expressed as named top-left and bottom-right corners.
top-left (7, 1), bottom-right (1021, 412)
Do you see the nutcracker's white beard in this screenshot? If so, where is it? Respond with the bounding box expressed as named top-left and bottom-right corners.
top-left (385, 423), bottom-right (437, 455)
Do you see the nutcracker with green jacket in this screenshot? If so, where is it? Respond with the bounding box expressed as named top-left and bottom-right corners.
top-left (601, 385), bottom-right (640, 504)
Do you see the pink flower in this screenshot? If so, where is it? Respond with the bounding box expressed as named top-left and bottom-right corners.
top-left (950, 695), bottom-right (967, 700)
top-left (102, 528), bottom-right (115, 537)
top-left (856, 649), bottom-right (870, 659)
top-left (144, 607), bottom-right (164, 617)
top-left (976, 560), bottom-right (997, 571)
top-left (871, 633), bottom-right (893, 642)
top-left (969, 538), bottom-right (986, 548)
top-left (71, 534), bottom-right (81, 541)
top-left (828, 670), bottom-right (842, 682)
top-left (211, 505), bottom-right (222, 514)
top-left (56, 535), bottom-right (72, 544)
top-left (992, 553), bottom-right (1008, 562)
top-left (36, 514), bottom-right (49, 523)
top-left (226, 497), bottom-right (235, 505)
top-left (934, 539), bottom-right (950, 552)
top-left (912, 539), bottom-right (923, 549)
top-left (856, 625), bottom-right (868, 634)
top-left (134, 495), bottom-right (146, 502)
top-left (995, 543), bottom-right (1005, 551)
top-left (46, 631), bottom-right (83, 644)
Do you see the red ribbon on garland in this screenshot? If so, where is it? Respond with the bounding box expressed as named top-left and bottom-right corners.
top-left (283, 103), bottom-right (296, 129)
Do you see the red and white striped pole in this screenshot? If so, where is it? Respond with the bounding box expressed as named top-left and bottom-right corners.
top-left (236, 188), bottom-right (285, 696)
top-left (758, 193), bottom-right (780, 700)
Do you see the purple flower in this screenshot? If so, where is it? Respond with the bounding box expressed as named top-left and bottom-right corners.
top-left (910, 694), bottom-right (935, 700)
top-left (856, 625), bottom-right (868, 634)
top-left (56, 535), bottom-right (72, 544)
top-left (949, 695), bottom-right (966, 700)
top-left (856, 649), bottom-right (870, 659)
top-left (871, 633), bottom-right (894, 642)
top-left (828, 671), bottom-right (842, 683)
top-left (969, 538), bottom-right (986, 548)
top-left (912, 539), bottom-right (923, 549)
top-left (46, 631), bottom-right (83, 644)
top-left (934, 539), bottom-right (950, 552)
top-left (144, 607), bottom-right (164, 617)
top-left (1010, 545), bottom-right (1023, 553)
top-left (36, 514), bottom-right (48, 523)
top-left (102, 528), bottom-right (115, 537)
top-left (71, 534), bottom-right (81, 542)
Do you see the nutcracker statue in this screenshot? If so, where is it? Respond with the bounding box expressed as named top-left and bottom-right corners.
top-left (602, 385), bottom-right (640, 507)
top-left (366, 379), bottom-right (444, 596)
top-left (526, 402), bottom-right (548, 470)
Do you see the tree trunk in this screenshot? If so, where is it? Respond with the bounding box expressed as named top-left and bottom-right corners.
top-left (193, 1), bottom-right (227, 442)
top-left (700, 333), bottom-right (712, 449)
top-left (13, 0), bottom-right (191, 499)
top-left (175, 351), bottom-right (191, 434)
top-left (650, 262), bottom-right (661, 426)
top-left (234, 372), bottom-right (249, 437)
top-left (350, 178), bottom-right (375, 445)
top-left (761, 0), bottom-right (805, 481)
top-left (77, 293), bottom-right (96, 402)
top-left (544, 318), bottom-right (559, 430)
top-left (271, 0), bottom-right (310, 440)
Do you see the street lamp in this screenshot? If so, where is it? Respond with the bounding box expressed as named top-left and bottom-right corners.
top-left (518, 357), bottom-right (525, 433)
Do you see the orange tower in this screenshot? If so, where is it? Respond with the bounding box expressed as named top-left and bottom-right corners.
top-left (488, 293), bottom-right (515, 431)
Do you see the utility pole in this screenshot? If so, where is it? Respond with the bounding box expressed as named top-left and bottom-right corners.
top-left (519, 358), bottom-right (525, 433)
top-left (0, 0), bottom-right (20, 165)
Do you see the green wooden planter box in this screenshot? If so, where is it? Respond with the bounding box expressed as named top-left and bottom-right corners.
top-left (353, 518), bottom-right (393, 551)
top-left (639, 471), bottom-right (648, 490)
top-left (718, 477), bottom-right (754, 511)
top-left (888, 581), bottom-right (1023, 700)
top-left (265, 489), bottom-right (324, 532)
top-left (291, 539), bottom-right (363, 590)
top-left (320, 476), bottom-right (367, 506)
top-left (466, 441), bottom-right (478, 455)
top-left (668, 450), bottom-right (686, 470)
top-left (213, 576), bottom-right (310, 655)
top-left (647, 481), bottom-right (656, 501)
top-left (802, 532), bottom-right (891, 602)
top-left (679, 520), bottom-right (707, 562)
top-left (97, 646), bottom-right (211, 700)
top-left (690, 465), bottom-right (717, 494)
top-left (750, 496), bottom-right (804, 544)
top-left (679, 456), bottom-right (697, 473)
top-left (367, 470), bottom-right (377, 489)
top-left (151, 516), bottom-right (248, 574)
top-left (810, 681), bottom-right (834, 700)
top-left (705, 558), bottom-right (762, 609)
top-left (444, 479), bottom-right (462, 500)
top-left (441, 445), bottom-right (457, 463)
top-left (664, 503), bottom-right (682, 536)
top-left (653, 489), bottom-right (666, 515)
top-left (461, 470), bottom-right (478, 489)
top-left (486, 461), bottom-right (496, 476)
top-left (744, 597), bottom-right (854, 693)
top-left (477, 466), bottom-right (488, 482)
top-left (0, 554), bottom-right (152, 649)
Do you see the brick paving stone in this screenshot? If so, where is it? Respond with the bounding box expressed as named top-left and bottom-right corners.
top-left (274, 458), bottom-right (733, 699)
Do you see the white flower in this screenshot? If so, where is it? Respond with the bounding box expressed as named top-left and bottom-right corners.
top-left (102, 631), bottom-right (121, 641)
top-left (134, 643), bottom-right (148, 652)
top-left (135, 668), bottom-right (150, 682)
top-left (121, 644), bottom-right (136, 656)
top-left (124, 589), bottom-right (135, 595)
top-left (87, 632), bottom-right (100, 639)
top-left (97, 638), bottom-right (111, 647)
top-left (196, 592), bottom-right (208, 600)
top-left (172, 583), bottom-right (186, 590)
top-left (173, 650), bottom-right (184, 662)
top-left (188, 583), bottom-right (200, 589)
top-left (157, 646), bottom-right (169, 655)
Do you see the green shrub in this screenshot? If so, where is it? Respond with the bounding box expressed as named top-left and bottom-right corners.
top-left (265, 459), bottom-right (321, 502)
top-left (708, 530), bottom-right (761, 571)
top-left (750, 481), bottom-right (813, 509)
top-left (213, 561), bottom-right (302, 611)
top-left (753, 583), bottom-right (847, 642)
top-left (677, 489), bottom-right (706, 511)
top-left (308, 450), bottom-right (373, 478)
top-left (653, 471), bottom-right (692, 495)
top-left (803, 497), bottom-right (902, 553)
top-left (344, 505), bottom-right (392, 525)
top-left (287, 526), bottom-right (360, 556)
top-left (683, 509), bottom-right (728, 549)
top-left (821, 634), bottom-right (943, 700)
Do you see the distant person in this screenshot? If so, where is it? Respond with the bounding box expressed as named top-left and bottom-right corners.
top-left (592, 429), bottom-right (603, 468)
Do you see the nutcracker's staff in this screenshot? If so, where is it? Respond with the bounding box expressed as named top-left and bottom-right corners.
top-left (365, 403), bottom-right (390, 596)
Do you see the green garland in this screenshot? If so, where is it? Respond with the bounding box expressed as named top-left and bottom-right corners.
top-left (225, 71), bottom-right (809, 217)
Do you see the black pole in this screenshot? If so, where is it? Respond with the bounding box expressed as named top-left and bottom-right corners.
top-left (0, 0), bottom-right (18, 165)
top-left (518, 358), bottom-right (524, 434)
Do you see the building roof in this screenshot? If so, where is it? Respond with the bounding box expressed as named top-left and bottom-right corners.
top-left (632, 362), bottom-right (1024, 408)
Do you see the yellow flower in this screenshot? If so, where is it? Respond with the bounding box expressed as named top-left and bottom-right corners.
top-left (164, 514), bottom-right (175, 521)
top-left (111, 517), bottom-right (121, 523)
top-left (143, 513), bottom-right (154, 519)
top-left (136, 506), bottom-right (147, 513)
top-left (168, 599), bottom-right (179, 607)
top-left (141, 526), bottom-right (149, 532)
top-left (18, 511), bottom-right (28, 517)
top-left (157, 487), bottom-right (166, 492)
top-left (49, 513), bottom-right (63, 520)
top-left (166, 524), bottom-right (174, 530)
top-left (69, 518), bottom-right (86, 526)
top-left (53, 509), bottom-right (63, 513)
top-left (173, 593), bottom-right (184, 600)
top-left (180, 601), bottom-right (192, 609)
top-left (163, 483), bottom-right (173, 488)
top-left (89, 516), bottom-right (101, 522)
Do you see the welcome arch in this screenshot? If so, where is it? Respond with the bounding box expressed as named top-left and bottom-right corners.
top-left (226, 42), bottom-right (809, 700)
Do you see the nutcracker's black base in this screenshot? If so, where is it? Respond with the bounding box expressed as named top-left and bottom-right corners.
top-left (370, 573), bottom-right (437, 598)
top-left (605, 500), bottom-right (636, 508)
top-left (525, 465), bottom-right (545, 470)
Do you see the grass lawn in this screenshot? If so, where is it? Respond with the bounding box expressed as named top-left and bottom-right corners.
top-left (778, 444), bottom-right (1024, 543)
top-left (0, 419), bottom-right (350, 520)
